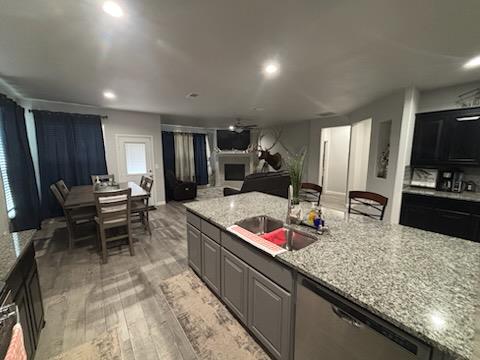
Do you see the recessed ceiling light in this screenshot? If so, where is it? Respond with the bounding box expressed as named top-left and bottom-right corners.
top-left (103, 90), bottom-right (116, 99)
top-left (263, 61), bottom-right (280, 77)
top-left (103, 1), bottom-right (124, 18)
top-left (228, 125), bottom-right (235, 131)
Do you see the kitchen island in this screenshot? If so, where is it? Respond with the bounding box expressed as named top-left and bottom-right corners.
top-left (185, 192), bottom-right (480, 360)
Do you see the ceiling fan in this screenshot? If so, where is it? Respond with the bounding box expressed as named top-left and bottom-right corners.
top-left (228, 118), bottom-right (258, 133)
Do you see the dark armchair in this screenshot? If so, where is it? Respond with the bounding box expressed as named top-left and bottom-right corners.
top-left (165, 170), bottom-right (197, 201)
top-left (223, 171), bottom-right (291, 198)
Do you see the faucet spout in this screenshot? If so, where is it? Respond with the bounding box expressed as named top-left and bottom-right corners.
top-left (285, 185), bottom-right (294, 250)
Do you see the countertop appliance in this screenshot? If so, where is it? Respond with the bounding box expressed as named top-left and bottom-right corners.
top-left (452, 171), bottom-right (464, 193)
top-left (438, 170), bottom-right (454, 191)
top-left (410, 168), bottom-right (438, 189)
top-left (295, 275), bottom-right (431, 360)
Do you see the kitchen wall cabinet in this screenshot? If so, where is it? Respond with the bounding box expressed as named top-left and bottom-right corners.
top-left (248, 268), bottom-right (291, 360)
top-left (221, 248), bottom-right (248, 325)
top-left (400, 193), bottom-right (479, 241)
top-left (187, 224), bottom-right (202, 275)
top-left (411, 107), bottom-right (480, 166)
top-left (201, 234), bottom-right (221, 296)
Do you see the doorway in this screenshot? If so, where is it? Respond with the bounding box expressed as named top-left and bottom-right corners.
top-left (116, 134), bottom-right (156, 204)
top-left (347, 118), bottom-right (372, 192)
top-left (318, 126), bottom-right (351, 210)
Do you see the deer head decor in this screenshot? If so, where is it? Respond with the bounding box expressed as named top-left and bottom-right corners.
top-left (248, 128), bottom-right (284, 171)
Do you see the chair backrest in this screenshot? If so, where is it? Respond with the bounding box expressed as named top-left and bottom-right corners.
top-left (142, 177), bottom-right (154, 193)
top-left (55, 180), bottom-right (69, 200)
top-left (300, 182), bottom-right (323, 206)
top-left (94, 188), bottom-right (131, 227)
top-left (348, 191), bottom-right (388, 220)
top-left (91, 174), bottom-right (115, 184)
top-left (139, 175), bottom-right (146, 188)
top-left (50, 184), bottom-right (65, 208)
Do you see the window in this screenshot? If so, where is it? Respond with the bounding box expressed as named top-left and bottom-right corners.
top-left (125, 142), bottom-right (147, 175)
top-left (0, 120), bottom-right (15, 219)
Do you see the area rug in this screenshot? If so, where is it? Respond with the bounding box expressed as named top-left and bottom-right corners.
top-left (160, 270), bottom-right (270, 360)
top-left (50, 329), bottom-right (121, 360)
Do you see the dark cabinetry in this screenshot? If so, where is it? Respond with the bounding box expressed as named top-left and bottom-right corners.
top-left (411, 107), bottom-right (480, 166)
top-left (2, 243), bottom-right (45, 360)
top-left (400, 193), bottom-right (480, 241)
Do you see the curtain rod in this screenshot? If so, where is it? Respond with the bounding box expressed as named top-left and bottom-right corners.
top-left (27, 109), bottom-right (108, 119)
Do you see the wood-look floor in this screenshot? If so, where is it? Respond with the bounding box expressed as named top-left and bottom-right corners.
top-left (33, 202), bottom-right (200, 360)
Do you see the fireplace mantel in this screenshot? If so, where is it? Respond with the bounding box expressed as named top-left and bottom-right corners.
top-left (213, 151), bottom-right (256, 187)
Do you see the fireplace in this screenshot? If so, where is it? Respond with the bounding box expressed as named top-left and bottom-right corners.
top-left (224, 164), bottom-right (245, 181)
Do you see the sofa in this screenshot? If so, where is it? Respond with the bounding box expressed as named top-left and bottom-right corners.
top-left (165, 170), bottom-right (197, 201)
top-left (223, 171), bottom-right (291, 198)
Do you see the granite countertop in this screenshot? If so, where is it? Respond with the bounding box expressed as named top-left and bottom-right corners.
top-left (404, 185), bottom-right (480, 203)
top-left (0, 230), bottom-right (36, 291)
top-left (185, 192), bottom-right (480, 360)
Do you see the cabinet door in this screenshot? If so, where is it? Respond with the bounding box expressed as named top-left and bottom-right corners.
top-left (221, 248), bottom-right (248, 324)
top-left (201, 235), bottom-right (221, 295)
top-left (26, 266), bottom-right (44, 344)
top-left (400, 204), bottom-right (434, 232)
top-left (411, 114), bottom-right (445, 165)
top-left (187, 224), bottom-right (202, 275)
top-left (15, 285), bottom-right (35, 360)
top-left (445, 115), bottom-right (480, 165)
top-left (434, 209), bottom-right (475, 240)
top-left (248, 268), bottom-right (291, 360)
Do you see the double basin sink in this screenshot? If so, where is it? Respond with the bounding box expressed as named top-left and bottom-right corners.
top-left (235, 215), bottom-right (318, 251)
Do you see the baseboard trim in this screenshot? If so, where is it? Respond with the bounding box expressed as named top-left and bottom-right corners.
top-left (324, 190), bottom-right (346, 196)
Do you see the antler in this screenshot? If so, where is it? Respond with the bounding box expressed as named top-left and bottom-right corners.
top-left (264, 128), bottom-right (283, 151)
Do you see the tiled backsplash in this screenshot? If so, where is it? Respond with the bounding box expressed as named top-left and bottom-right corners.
top-left (404, 165), bottom-right (480, 191)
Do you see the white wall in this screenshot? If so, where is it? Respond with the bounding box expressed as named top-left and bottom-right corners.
top-left (319, 126), bottom-right (350, 195)
top-left (348, 118), bottom-right (371, 192)
top-left (418, 80), bottom-right (480, 113)
top-left (23, 99), bottom-right (166, 204)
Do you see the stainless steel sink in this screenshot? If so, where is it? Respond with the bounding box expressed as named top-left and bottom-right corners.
top-left (236, 215), bottom-right (283, 235)
top-left (285, 227), bottom-right (318, 251)
top-left (235, 215), bottom-right (318, 251)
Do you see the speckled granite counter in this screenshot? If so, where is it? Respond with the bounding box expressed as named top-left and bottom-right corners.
top-left (404, 186), bottom-right (480, 203)
top-left (185, 192), bottom-right (480, 360)
top-left (0, 230), bottom-right (36, 291)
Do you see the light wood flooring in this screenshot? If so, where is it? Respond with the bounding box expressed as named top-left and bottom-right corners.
top-left (33, 202), bottom-right (201, 360)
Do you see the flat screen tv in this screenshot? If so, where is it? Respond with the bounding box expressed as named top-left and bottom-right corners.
top-left (217, 130), bottom-right (251, 151)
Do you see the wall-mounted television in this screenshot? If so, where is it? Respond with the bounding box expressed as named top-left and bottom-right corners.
top-left (217, 130), bottom-right (251, 151)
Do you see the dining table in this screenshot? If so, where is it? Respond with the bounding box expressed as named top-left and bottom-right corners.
top-left (64, 181), bottom-right (149, 210)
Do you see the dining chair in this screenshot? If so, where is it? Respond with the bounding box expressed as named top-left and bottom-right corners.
top-left (94, 188), bottom-right (134, 263)
top-left (91, 174), bottom-right (115, 184)
top-left (348, 191), bottom-right (388, 221)
top-left (299, 183), bottom-right (323, 206)
top-left (50, 184), bottom-right (96, 249)
top-left (55, 179), bottom-right (69, 200)
top-left (139, 175), bottom-right (146, 188)
top-left (132, 177), bottom-right (153, 234)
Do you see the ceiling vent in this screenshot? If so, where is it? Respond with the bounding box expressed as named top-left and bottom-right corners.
top-left (316, 111), bottom-right (336, 117)
top-left (186, 92), bottom-right (199, 99)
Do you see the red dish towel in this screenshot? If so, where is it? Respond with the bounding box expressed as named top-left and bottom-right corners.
top-left (4, 324), bottom-right (27, 360)
top-left (261, 228), bottom-right (287, 246)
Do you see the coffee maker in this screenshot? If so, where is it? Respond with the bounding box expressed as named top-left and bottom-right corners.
top-left (452, 171), bottom-right (464, 193)
top-left (438, 170), bottom-right (454, 191)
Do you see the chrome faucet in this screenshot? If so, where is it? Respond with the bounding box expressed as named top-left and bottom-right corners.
top-left (285, 185), bottom-right (293, 250)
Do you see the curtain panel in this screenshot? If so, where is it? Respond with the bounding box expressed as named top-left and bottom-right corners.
top-left (174, 133), bottom-right (195, 182)
top-left (0, 95), bottom-right (41, 231)
top-left (193, 134), bottom-right (208, 185)
top-left (34, 110), bottom-right (107, 219)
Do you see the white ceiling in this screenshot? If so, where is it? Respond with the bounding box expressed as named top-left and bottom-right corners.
top-left (1, 0), bottom-right (480, 124)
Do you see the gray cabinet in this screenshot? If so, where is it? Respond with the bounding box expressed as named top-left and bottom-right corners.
top-left (201, 235), bottom-right (221, 295)
top-left (221, 248), bottom-right (248, 325)
top-left (248, 267), bottom-right (291, 360)
top-left (187, 224), bottom-right (202, 275)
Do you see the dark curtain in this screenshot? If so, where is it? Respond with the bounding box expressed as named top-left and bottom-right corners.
top-left (161, 132), bottom-right (175, 176)
top-left (0, 95), bottom-right (41, 231)
top-left (34, 110), bottom-right (107, 219)
top-left (193, 134), bottom-right (208, 185)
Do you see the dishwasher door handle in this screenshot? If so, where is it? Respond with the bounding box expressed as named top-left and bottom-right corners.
top-left (332, 305), bottom-right (364, 328)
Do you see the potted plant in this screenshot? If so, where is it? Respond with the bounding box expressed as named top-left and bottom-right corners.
top-left (285, 148), bottom-right (307, 205)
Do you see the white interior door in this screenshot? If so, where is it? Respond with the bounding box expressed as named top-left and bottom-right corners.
top-left (116, 135), bottom-right (156, 204)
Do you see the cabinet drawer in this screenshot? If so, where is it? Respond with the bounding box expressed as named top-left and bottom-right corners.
top-left (201, 220), bottom-right (221, 244)
top-left (221, 232), bottom-right (292, 292)
top-left (186, 211), bottom-right (201, 229)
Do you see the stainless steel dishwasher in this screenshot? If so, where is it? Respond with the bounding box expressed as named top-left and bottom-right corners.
top-left (294, 275), bottom-right (431, 360)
